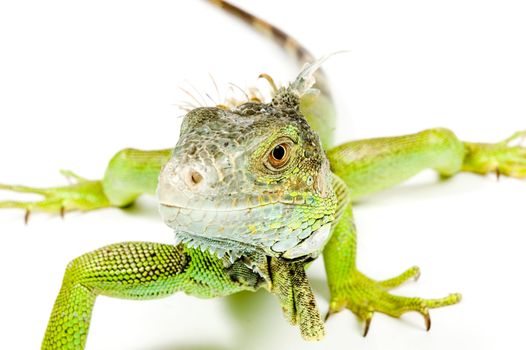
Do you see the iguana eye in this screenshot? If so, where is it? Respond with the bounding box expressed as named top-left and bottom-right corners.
top-left (268, 143), bottom-right (291, 169)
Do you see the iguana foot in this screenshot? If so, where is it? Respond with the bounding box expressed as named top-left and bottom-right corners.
top-left (0, 170), bottom-right (111, 222)
top-left (463, 130), bottom-right (526, 178)
top-left (326, 267), bottom-right (461, 336)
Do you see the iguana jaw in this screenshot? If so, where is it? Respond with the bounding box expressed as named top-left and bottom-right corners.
top-left (158, 201), bottom-right (333, 260)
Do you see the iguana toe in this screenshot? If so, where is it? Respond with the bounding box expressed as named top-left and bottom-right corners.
top-left (327, 268), bottom-right (461, 336)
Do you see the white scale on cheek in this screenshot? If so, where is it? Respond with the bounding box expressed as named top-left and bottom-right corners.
top-left (282, 223), bottom-right (332, 259)
top-left (271, 236), bottom-right (300, 253)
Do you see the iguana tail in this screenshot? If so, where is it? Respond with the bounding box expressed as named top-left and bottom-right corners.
top-left (207, 0), bottom-right (331, 98)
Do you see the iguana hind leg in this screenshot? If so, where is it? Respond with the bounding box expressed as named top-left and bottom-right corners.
top-left (462, 130), bottom-right (526, 178)
top-left (0, 148), bottom-right (171, 220)
top-left (0, 172), bottom-right (110, 222)
top-left (328, 128), bottom-right (526, 199)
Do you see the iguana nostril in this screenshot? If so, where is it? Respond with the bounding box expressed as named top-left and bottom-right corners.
top-left (189, 170), bottom-right (203, 185)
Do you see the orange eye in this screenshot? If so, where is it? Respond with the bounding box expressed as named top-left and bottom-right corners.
top-left (269, 143), bottom-right (291, 168)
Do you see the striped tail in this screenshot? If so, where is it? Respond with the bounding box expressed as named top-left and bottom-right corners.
top-left (207, 0), bottom-right (331, 98)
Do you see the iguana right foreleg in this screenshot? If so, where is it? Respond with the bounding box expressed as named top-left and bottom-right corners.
top-left (42, 240), bottom-right (327, 348)
top-left (0, 148), bottom-right (171, 219)
top-left (42, 241), bottom-right (250, 349)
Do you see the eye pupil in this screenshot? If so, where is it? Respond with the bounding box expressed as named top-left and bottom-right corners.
top-left (268, 142), bottom-right (291, 169)
top-left (272, 145), bottom-right (285, 160)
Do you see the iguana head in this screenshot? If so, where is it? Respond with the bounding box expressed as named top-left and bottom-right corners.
top-left (158, 67), bottom-right (337, 261)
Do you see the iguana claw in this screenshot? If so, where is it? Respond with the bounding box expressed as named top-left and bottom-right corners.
top-left (24, 208), bottom-right (30, 225)
top-left (363, 316), bottom-right (372, 337)
top-left (360, 309), bottom-right (432, 337)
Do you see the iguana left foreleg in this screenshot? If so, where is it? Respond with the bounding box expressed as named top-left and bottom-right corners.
top-left (323, 128), bottom-right (526, 335)
top-left (323, 204), bottom-right (461, 336)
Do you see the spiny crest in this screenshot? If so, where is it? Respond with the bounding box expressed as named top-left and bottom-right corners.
top-left (176, 54), bottom-right (336, 114)
top-left (175, 75), bottom-right (275, 112)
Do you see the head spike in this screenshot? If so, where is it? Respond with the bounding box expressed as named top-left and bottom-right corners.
top-left (271, 51), bottom-right (348, 110)
top-left (290, 51), bottom-right (348, 97)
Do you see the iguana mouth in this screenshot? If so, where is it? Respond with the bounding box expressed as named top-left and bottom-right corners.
top-left (158, 201), bottom-right (276, 212)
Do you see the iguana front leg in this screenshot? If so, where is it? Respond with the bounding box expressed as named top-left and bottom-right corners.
top-left (0, 148), bottom-right (171, 220)
top-left (42, 241), bottom-right (329, 348)
top-left (323, 204), bottom-right (461, 336)
top-left (323, 128), bottom-right (526, 334)
top-left (42, 242), bottom-right (253, 349)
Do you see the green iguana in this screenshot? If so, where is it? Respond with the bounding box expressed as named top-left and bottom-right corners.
top-left (1, 1), bottom-right (525, 349)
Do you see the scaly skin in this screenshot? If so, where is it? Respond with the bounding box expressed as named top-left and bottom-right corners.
top-left (42, 243), bottom-right (261, 349)
top-left (42, 242), bottom-right (328, 348)
top-left (1, 1), bottom-right (526, 349)
top-left (8, 84), bottom-right (521, 350)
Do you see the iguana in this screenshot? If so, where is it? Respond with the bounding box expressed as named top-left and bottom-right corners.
top-left (1, 1), bottom-right (525, 349)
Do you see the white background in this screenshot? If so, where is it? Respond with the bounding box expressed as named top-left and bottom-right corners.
top-left (1, 1), bottom-right (525, 349)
